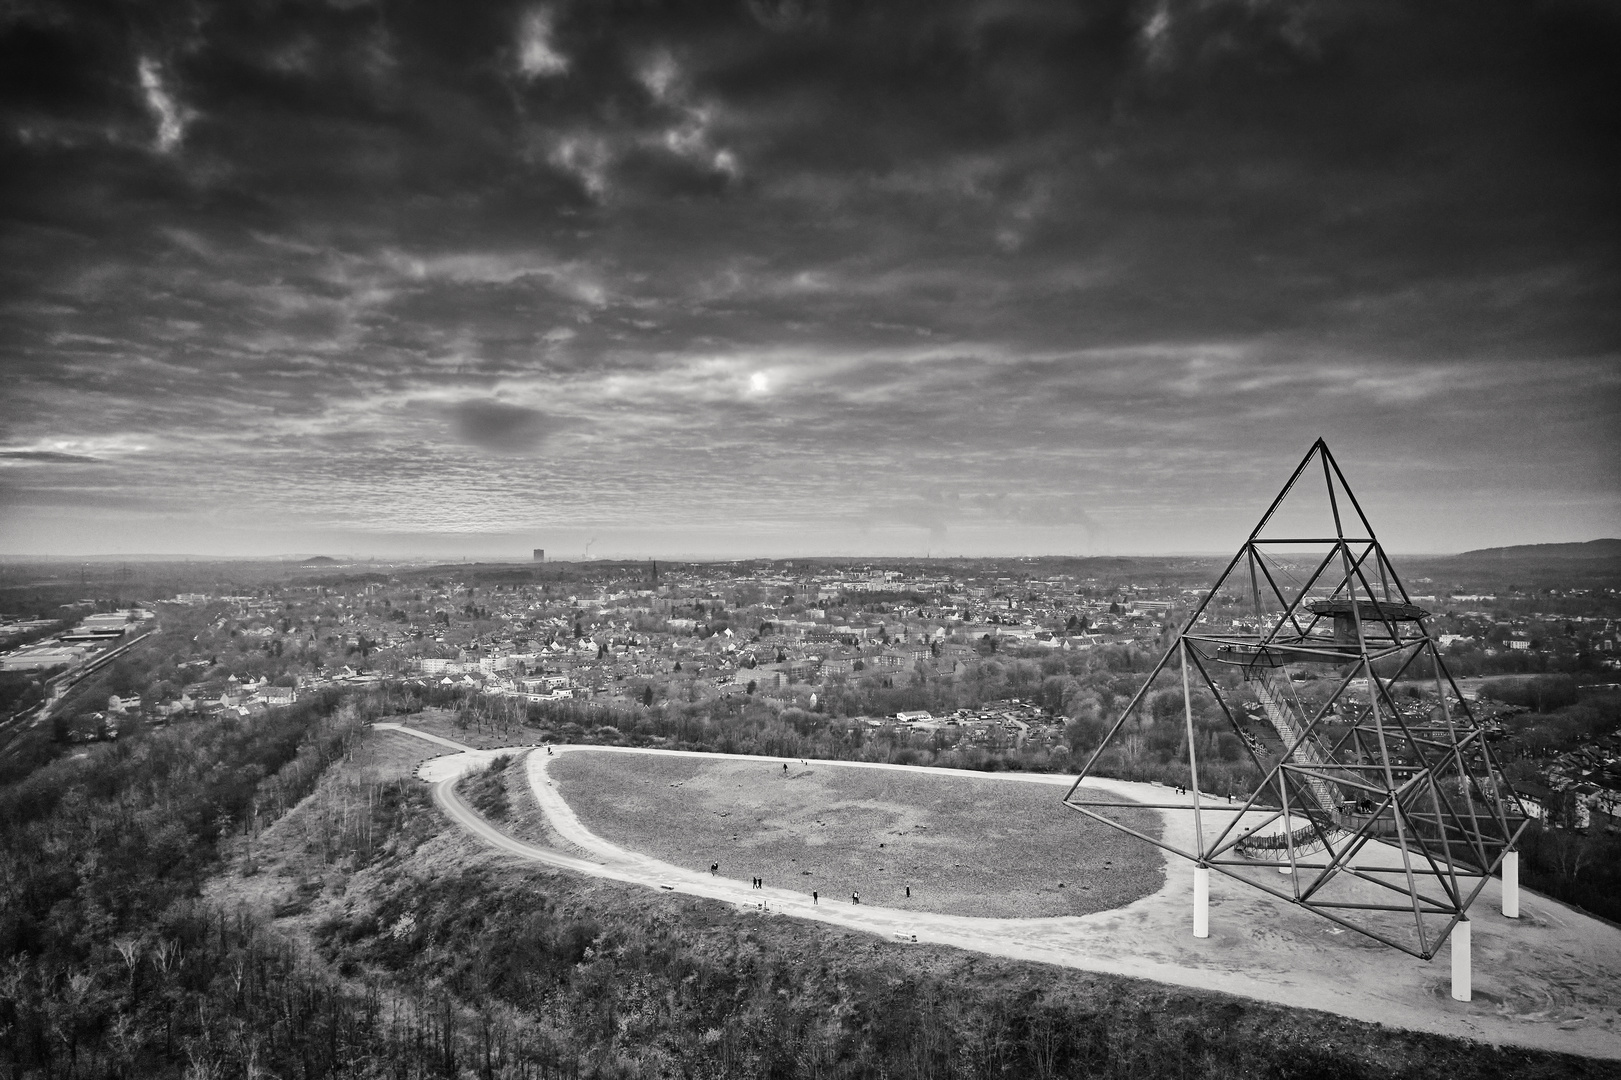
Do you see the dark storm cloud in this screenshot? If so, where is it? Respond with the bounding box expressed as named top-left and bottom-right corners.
top-left (445, 399), bottom-right (563, 453)
top-left (1, 0), bottom-right (1617, 554)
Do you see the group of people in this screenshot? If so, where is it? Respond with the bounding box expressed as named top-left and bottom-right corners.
top-left (716, 867), bottom-right (908, 909)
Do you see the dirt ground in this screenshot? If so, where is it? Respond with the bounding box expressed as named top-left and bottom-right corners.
top-left (549, 750), bottom-right (1162, 917)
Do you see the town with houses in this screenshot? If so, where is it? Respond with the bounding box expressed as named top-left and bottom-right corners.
top-left (2, 554), bottom-right (1619, 832)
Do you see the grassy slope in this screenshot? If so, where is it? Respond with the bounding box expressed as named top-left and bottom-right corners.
top-left (204, 727), bottom-right (440, 924)
top-left (458, 753), bottom-right (515, 820)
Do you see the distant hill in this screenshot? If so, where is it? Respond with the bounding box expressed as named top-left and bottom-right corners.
top-left (1450, 539), bottom-right (1621, 561)
top-left (299, 555), bottom-right (339, 565)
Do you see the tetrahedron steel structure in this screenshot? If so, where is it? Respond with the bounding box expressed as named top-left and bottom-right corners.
top-left (1062, 439), bottom-right (1529, 959)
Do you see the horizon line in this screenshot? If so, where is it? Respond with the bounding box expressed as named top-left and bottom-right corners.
top-left (7, 543), bottom-right (1612, 566)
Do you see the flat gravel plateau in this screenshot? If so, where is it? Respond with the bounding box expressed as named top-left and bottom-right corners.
top-left (550, 750), bottom-right (1162, 918)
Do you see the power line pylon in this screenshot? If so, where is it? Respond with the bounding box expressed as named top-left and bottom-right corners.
top-left (1062, 439), bottom-right (1527, 998)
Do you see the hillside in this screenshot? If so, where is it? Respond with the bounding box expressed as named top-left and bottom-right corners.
top-left (1452, 539), bottom-right (1621, 561)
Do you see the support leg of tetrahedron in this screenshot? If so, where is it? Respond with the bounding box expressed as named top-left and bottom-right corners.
top-left (1502, 851), bottom-right (1520, 919)
top-left (1193, 865), bottom-right (1209, 938)
top-left (1451, 919), bottom-right (1471, 1002)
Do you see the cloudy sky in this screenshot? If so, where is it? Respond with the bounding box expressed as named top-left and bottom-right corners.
top-left (1, 0), bottom-right (1617, 560)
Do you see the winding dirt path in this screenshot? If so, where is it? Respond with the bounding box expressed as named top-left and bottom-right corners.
top-left (374, 724), bottom-right (1621, 1060)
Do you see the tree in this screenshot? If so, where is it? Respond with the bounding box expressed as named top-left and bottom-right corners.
top-left (642, 685), bottom-right (654, 707)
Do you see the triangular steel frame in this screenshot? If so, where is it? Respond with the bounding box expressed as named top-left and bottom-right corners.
top-left (1061, 439), bottom-right (1529, 959)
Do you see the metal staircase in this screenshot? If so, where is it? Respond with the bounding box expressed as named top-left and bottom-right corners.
top-left (1250, 675), bottom-right (1341, 813)
top-left (1237, 672), bottom-right (1345, 859)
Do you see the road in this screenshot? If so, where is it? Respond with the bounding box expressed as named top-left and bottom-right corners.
top-left (376, 723), bottom-right (1621, 1061)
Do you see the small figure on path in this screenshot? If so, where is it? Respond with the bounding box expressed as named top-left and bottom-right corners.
top-left (905, 886), bottom-right (910, 898)
top-left (812, 891), bottom-right (818, 905)
top-left (783, 763), bottom-right (789, 773)
top-left (546, 746), bottom-right (552, 755)
top-left (710, 863), bottom-right (718, 875)
top-left (852, 892), bottom-right (860, 905)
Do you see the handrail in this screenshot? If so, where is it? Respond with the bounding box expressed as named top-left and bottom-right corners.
top-left (1236, 819), bottom-right (1341, 858)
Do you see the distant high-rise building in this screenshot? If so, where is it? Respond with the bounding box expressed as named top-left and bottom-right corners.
top-left (533, 548), bottom-right (545, 562)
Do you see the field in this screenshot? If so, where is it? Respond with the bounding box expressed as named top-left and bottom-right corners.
top-left (549, 750), bottom-right (1163, 918)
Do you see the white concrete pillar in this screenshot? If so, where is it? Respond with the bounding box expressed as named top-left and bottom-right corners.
top-left (1193, 866), bottom-right (1209, 938)
top-left (1450, 919), bottom-right (1471, 1002)
top-left (1502, 851), bottom-right (1519, 919)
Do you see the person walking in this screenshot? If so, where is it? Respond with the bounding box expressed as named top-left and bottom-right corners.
top-left (905, 886), bottom-right (910, 898)
top-left (852, 892), bottom-right (859, 905)
top-left (812, 891), bottom-right (818, 905)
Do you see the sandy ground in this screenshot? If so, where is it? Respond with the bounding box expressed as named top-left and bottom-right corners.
top-left (375, 725), bottom-right (1621, 1061)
